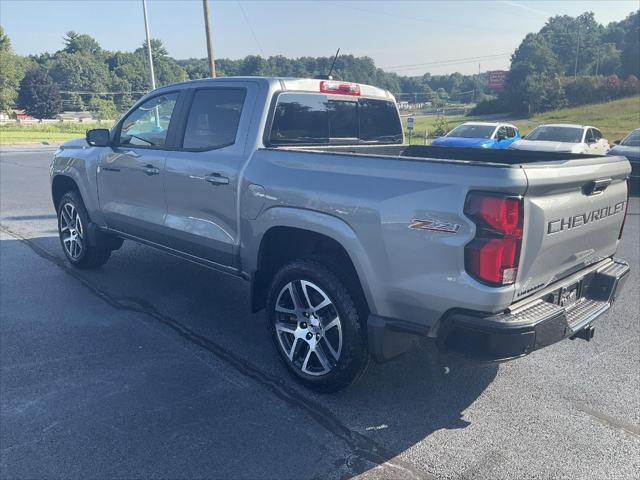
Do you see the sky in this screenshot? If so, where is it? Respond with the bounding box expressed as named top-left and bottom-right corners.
top-left (1, 0), bottom-right (638, 75)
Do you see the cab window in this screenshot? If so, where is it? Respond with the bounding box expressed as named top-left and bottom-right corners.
top-left (182, 88), bottom-right (247, 150)
top-left (119, 93), bottom-right (179, 147)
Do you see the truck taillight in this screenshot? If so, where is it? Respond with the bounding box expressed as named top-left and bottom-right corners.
top-left (464, 193), bottom-right (523, 286)
top-left (320, 81), bottom-right (360, 96)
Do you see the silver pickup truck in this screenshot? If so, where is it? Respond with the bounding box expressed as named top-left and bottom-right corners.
top-left (50, 77), bottom-right (631, 392)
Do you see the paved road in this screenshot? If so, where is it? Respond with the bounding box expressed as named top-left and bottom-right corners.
top-left (1, 147), bottom-right (639, 480)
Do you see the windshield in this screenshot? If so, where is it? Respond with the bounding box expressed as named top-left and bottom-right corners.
top-left (621, 130), bottom-right (640, 147)
top-left (526, 126), bottom-right (583, 143)
top-left (269, 93), bottom-right (403, 145)
top-left (446, 124), bottom-right (495, 139)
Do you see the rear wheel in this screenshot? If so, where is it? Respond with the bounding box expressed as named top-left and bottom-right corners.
top-left (267, 258), bottom-right (369, 392)
top-left (57, 191), bottom-right (111, 269)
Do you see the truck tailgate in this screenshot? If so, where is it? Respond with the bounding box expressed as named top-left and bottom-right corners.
top-left (514, 155), bottom-right (631, 302)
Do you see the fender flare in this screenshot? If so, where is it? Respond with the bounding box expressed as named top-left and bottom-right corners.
top-left (243, 206), bottom-right (380, 313)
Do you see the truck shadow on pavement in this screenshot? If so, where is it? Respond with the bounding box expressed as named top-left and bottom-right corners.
top-left (2, 232), bottom-right (498, 479)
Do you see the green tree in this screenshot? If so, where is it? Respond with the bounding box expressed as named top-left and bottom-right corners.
top-left (88, 97), bottom-right (118, 121)
top-left (17, 68), bottom-right (62, 118)
top-left (48, 51), bottom-right (110, 109)
top-left (0, 26), bottom-right (27, 112)
top-left (134, 39), bottom-right (185, 87)
top-left (63, 31), bottom-right (102, 56)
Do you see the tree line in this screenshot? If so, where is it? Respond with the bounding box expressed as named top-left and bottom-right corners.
top-left (0, 27), bottom-right (488, 119)
top-left (1, 9), bottom-right (638, 120)
top-left (475, 10), bottom-right (640, 115)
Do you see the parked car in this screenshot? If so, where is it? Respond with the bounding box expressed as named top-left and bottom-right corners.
top-left (50, 77), bottom-right (631, 392)
top-left (510, 124), bottom-right (610, 155)
top-left (431, 121), bottom-right (520, 149)
top-left (608, 128), bottom-right (640, 193)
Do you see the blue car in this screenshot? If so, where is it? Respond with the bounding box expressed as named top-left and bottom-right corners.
top-left (431, 122), bottom-right (520, 149)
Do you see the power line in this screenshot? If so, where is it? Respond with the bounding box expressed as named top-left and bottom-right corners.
top-left (237, 1), bottom-right (265, 56)
top-left (331, 2), bottom-right (526, 34)
top-left (385, 53), bottom-right (511, 71)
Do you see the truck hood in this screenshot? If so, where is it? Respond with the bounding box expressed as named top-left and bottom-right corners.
top-left (510, 139), bottom-right (582, 153)
top-left (60, 137), bottom-right (89, 150)
top-left (431, 137), bottom-right (492, 148)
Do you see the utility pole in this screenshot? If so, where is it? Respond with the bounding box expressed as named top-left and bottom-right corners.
top-left (202, 0), bottom-right (216, 77)
top-left (142, 0), bottom-right (156, 90)
top-left (573, 22), bottom-right (581, 78)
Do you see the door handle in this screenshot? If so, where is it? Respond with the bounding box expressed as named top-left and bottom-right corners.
top-left (584, 178), bottom-right (611, 196)
top-left (204, 173), bottom-right (230, 185)
top-left (142, 164), bottom-right (161, 176)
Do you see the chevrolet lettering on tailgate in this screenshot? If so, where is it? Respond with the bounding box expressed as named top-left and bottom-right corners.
top-left (547, 201), bottom-right (626, 234)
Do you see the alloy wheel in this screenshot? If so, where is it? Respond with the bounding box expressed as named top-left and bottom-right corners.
top-left (60, 202), bottom-right (84, 260)
top-left (274, 280), bottom-right (343, 376)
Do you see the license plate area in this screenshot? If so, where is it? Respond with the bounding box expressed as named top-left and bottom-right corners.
top-left (559, 282), bottom-right (580, 308)
top-left (542, 272), bottom-right (596, 308)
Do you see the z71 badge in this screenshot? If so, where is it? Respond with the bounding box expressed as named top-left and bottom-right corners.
top-left (409, 219), bottom-right (461, 234)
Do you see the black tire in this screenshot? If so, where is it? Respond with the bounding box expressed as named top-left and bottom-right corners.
top-left (57, 190), bottom-right (111, 269)
top-left (267, 257), bottom-right (370, 393)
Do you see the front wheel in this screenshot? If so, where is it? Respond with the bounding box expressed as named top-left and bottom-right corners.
top-left (267, 258), bottom-right (369, 392)
top-left (57, 191), bottom-right (111, 269)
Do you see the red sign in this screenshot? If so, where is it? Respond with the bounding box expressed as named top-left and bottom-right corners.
top-left (487, 70), bottom-right (507, 91)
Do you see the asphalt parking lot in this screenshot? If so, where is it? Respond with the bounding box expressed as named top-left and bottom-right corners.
top-left (1, 146), bottom-right (639, 480)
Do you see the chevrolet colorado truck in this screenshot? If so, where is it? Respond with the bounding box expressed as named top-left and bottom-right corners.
top-left (50, 77), bottom-right (631, 392)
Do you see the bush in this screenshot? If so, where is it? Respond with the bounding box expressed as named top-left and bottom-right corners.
top-left (563, 74), bottom-right (639, 106)
top-left (469, 98), bottom-right (509, 115)
top-left (17, 68), bottom-right (62, 119)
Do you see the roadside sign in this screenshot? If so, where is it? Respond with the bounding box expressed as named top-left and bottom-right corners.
top-left (407, 116), bottom-right (414, 130)
top-left (488, 70), bottom-right (507, 91)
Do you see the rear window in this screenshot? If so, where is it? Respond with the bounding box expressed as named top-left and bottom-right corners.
top-left (268, 93), bottom-right (402, 145)
top-left (622, 130), bottom-right (640, 146)
top-left (526, 126), bottom-right (584, 143)
top-left (447, 124), bottom-right (496, 139)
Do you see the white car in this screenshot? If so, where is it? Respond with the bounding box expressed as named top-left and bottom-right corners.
top-left (510, 124), bottom-right (610, 155)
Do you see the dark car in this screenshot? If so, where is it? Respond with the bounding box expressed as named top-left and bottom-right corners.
top-left (608, 128), bottom-right (640, 193)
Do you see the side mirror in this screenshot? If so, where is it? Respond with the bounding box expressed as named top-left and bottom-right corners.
top-left (86, 128), bottom-right (110, 147)
top-left (614, 139), bottom-right (621, 145)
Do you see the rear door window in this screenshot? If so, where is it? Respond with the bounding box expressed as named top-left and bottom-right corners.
top-left (269, 93), bottom-right (402, 145)
top-left (182, 89), bottom-right (247, 150)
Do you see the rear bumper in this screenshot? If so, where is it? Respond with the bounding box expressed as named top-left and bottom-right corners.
top-left (367, 257), bottom-right (629, 362)
top-left (438, 258), bottom-right (630, 361)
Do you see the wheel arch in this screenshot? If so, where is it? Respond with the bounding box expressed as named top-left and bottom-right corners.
top-left (51, 174), bottom-right (81, 209)
top-left (247, 208), bottom-right (377, 316)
